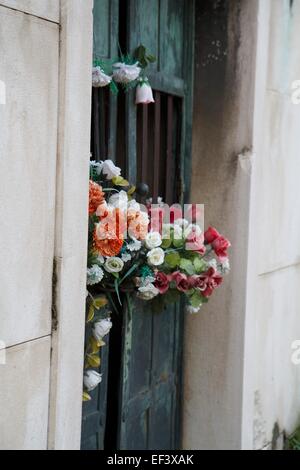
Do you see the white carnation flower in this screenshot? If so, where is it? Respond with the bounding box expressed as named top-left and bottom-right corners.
top-left (109, 190), bottom-right (128, 211)
top-left (92, 66), bottom-right (112, 87)
top-left (145, 231), bottom-right (162, 249)
top-left (113, 62), bottom-right (141, 83)
top-left (121, 252), bottom-right (132, 262)
top-left (101, 159), bottom-right (121, 180)
top-left (93, 318), bottom-right (112, 341)
top-left (127, 239), bottom-right (142, 252)
top-left (87, 265), bottom-right (104, 285)
top-left (147, 247), bottom-right (165, 266)
top-left (84, 370), bottom-right (102, 391)
top-left (185, 305), bottom-right (202, 315)
top-left (137, 283), bottom-right (159, 300)
top-left (104, 257), bottom-right (124, 273)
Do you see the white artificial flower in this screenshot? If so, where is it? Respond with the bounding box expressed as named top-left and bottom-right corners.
top-left (136, 81), bottom-right (155, 104)
top-left (109, 190), bottom-right (128, 212)
top-left (185, 305), bottom-right (202, 315)
top-left (157, 196), bottom-right (163, 205)
top-left (92, 66), bottom-right (112, 88)
top-left (173, 225), bottom-right (183, 240)
top-left (184, 223), bottom-right (202, 238)
top-left (96, 255), bottom-right (105, 265)
top-left (174, 218), bottom-right (189, 229)
top-left (87, 265), bottom-right (104, 285)
top-left (104, 257), bottom-right (124, 273)
top-left (127, 239), bottom-right (142, 251)
top-left (219, 258), bottom-right (230, 274)
top-left (207, 259), bottom-right (218, 270)
top-left (121, 252), bottom-right (132, 262)
top-left (137, 283), bottom-right (159, 300)
top-left (84, 370), bottom-right (102, 392)
top-left (93, 318), bottom-right (112, 341)
top-left (101, 159), bottom-right (121, 180)
top-left (147, 247), bottom-right (165, 266)
top-left (127, 199), bottom-right (140, 211)
top-left (161, 223), bottom-right (172, 240)
top-left (113, 62), bottom-right (141, 84)
top-left (145, 231), bottom-right (162, 249)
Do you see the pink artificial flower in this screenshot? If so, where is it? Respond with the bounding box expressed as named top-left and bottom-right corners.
top-left (136, 82), bottom-right (155, 104)
top-left (204, 226), bottom-right (220, 244)
top-left (171, 271), bottom-right (192, 292)
top-left (192, 267), bottom-right (223, 298)
top-left (185, 231), bottom-right (206, 254)
top-left (154, 272), bottom-right (170, 294)
top-left (212, 236), bottom-right (231, 262)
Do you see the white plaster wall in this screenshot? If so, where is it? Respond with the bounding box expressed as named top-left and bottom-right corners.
top-left (0, 2), bottom-right (59, 450)
top-left (0, 0), bottom-right (92, 450)
top-left (243, 0), bottom-right (300, 449)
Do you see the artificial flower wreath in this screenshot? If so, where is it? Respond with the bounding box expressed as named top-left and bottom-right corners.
top-left (83, 159), bottom-right (231, 400)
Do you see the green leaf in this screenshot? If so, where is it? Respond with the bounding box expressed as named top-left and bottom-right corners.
top-left (173, 237), bottom-right (184, 248)
top-left (161, 237), bottom-right (172, 249)
top-left (189, 291), bottom-right (204, 309)
top-left (127, 185), bottom-right (136, 196)
top-left (93, 296), bottom-right (108, 309)
top-left (87, 304), bottom-right (95, 323)
top-left (146, 54), bottom-right (156, 63)
top-left (164, 289), bottom-right (181, 304)
top-left (165, 252), bottom-right (181, 268)
top-left (119, 263), bottom-right (139, 285)
top-left (87, 353), bottom-right (101, 368)
top-left (114, 278), bottom-right (122, 306)
top-left (112, 176), bottom-right (129, 187)
top-left (180, 258), bottom-right (195, 275)
top-left (193, 257), bottom-right (207, 273)
top-left (82, 391), bottom-right (91, 402)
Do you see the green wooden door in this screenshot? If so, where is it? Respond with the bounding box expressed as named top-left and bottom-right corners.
top-left (82, 0), bottom-right (194, 450)
top-left (117, 0), bottom-right (194, 450)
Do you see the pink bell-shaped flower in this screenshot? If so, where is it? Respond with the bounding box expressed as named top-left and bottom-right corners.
top-left (136, 81), bottom-right (155, 105)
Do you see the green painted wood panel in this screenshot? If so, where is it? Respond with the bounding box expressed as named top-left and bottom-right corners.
top-left (118, 0), bottom-right (195, 450)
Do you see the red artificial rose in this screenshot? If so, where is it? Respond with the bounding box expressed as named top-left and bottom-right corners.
top-left (154, 272), bottom-right (170, 294)
top-left (212, 236), bottom-right (231, 262)
top-left (204, 226), bottom-right (220, 244)
top-left (171, 271), bottom-right (191, 292)
top-left (195, 267), bottom-right (223, 297)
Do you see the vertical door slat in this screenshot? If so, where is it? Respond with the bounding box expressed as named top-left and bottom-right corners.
top-left (153, 91), bottom-right (161, 200)
top-left (141, 105), bottom-right (148, 183)
top-left (165, 95), bottom-right (174, 204)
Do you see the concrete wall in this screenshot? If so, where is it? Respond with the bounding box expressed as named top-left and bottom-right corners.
top-left (243, 0), bottom-right (300, 449)
top-left (183, 0), bottom-right (300, 450)
top-left (0, 0), bottom-right (92, 449)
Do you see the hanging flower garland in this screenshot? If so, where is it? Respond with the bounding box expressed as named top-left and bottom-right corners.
top-left (92, 44), bottom-right (156, 104)
top-left (83, 159), bottom-right (231, 401)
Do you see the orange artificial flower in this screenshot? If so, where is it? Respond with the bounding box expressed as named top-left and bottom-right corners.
top-left (89, 180), bottom-right (105, 215)
top-left (127, 210), bottom-right (149, 240)
top-left (93, 208), bottom-right (125, 257)
top-left (93, 229), bottom-right (123, 257)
